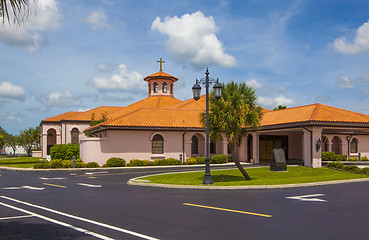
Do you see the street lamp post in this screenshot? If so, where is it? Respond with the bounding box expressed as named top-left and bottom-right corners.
top-left (192, 68), bottom-right (222, 185)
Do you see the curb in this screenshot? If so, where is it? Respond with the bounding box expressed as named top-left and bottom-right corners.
top-left (127, 170), bottom-right (369, 190)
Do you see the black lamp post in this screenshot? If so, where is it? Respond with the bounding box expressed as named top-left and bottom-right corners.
top-left (192, 68), bottom-right (222, 184)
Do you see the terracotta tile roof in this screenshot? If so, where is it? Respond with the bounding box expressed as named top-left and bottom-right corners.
top-left (170, 95), bottom-right (206, 110)
top-left (64, 106), bottom-right (123, 121)
top-left (261, 103), bottom-right (369, 126)
top-left (101, 108), bottom-right (203, 128)
top-left (144, 71), bottom-right (178, 82)
top-left (42, 111), bottom-right (80, 122)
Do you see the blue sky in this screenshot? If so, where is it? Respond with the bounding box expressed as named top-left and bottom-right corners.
top-left (1, 0), bottom-right (369, 135)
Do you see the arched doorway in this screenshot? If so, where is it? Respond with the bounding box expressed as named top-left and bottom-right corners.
top-left (332, 136), bottom-right (342, 154)
top-left (191, 135), bottom-right (199, 155)
top-left (71, 128), bottom-right (79, 144)
top-left (47, 128), bottom-right (56, 155)
top-left (322, 136), bottom-right (329, 152)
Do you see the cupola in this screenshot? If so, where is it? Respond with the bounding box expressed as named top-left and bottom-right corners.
top-left (144, 58), bottom-right (178, 97)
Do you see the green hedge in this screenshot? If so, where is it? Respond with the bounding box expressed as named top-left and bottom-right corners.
top-left (127, 159), bottom-right (155, 166)
top-left (195, 156), bottom-right (205, 164)
top-left (86, 162), bottom-right (99, 168)
top-left (103, 157), bottom-right (126, 167)
top-left (210, 154), bottom-right (228, 164)
top-left (322, 151), bottom-right (346, 161)
top-left (50, 144), bottom-right (79, 160)
top-left (184, 157), bottom-right (197, 165)
top-left (154, 158), bottom-right (181, 166)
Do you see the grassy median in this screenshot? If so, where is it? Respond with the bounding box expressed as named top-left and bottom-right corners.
top-left (141, 166), bottom-right (369, 186)
top-left (0, 157), bottom-right (43, 168)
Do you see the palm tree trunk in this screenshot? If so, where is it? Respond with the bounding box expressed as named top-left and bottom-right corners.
top-left (230, 145), bottom-right (251, 180)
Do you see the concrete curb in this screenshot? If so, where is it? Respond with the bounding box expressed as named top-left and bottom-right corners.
top-left (127, 170), bottom-right (369, 190)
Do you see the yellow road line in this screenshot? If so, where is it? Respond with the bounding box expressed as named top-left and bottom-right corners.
top-left (43, 183), bottom-right (67, 188)
top-left (70, 173), bottom-right (77, 175)
top-left (88, 177), bottom-right (97, 179)
top-left (183, 203), bottom-right (272, 218)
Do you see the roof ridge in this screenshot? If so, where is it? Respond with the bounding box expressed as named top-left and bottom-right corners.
top-left (310, 103), bottom-right (321, 120)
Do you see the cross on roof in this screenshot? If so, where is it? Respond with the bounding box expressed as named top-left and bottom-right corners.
top-left (157, 58), bottom-right (165, 72)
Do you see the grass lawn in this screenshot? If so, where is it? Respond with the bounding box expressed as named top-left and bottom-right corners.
top-left (0, 157), bottom-right (44, 168)
top-left (142, 166), bottom-right (369, 186)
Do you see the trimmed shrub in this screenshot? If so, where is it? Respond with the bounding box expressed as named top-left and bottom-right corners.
top-left (104, 157), bottom-right (126, 167)
top-left (50, 144), bottom-right (79, 160)
top-left (75, 161), bottom-right (86, 168)
top-left (210, 154), bottom-right (228, 164)
top-left (184, 157), bottom-right (197, 165)
top-left (50, 159), bottom-right (63, 168)
top-left (361, 156), bottom-right (369, 161)
top-left (195, 156), bottom-right (206, 164)
top-left (361, 168), bottom-right (369, 174)
top-left (154, 158), bottom-right (181, 166)
top-left (33, 161), bottom-right (50, 169)
top-left (127, 159), bottom-right (155, 166)
top-left (322, 151), bottom-right (336, 161)
top-left (342, 165), bottom-right (360, 172)
top-left (86, 162), bottom-right (99, 168)
top-left (62, 160), bottom-right (73, 168)
top-left (334, 154), bottom-right (347, 161)
top-left (348, 157), bottom-right (358, 161)
top-left (325, 162), bottom-right (344, 169)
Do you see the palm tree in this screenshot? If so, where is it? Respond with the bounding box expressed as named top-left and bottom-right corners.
top-left (201, 81), bottom-right (262, 180)
top-left (273, 105), bottom-right (287, 110)
top-left (0, 0), bottom-right (33, 24)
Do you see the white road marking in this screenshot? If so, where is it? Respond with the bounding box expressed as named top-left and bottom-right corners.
top-left (0, 201), bottom-right (114, 240)
top-left (0, 196), bottom-right (159, 240)
top-left (85, 172), bottom-right (108, 175)
top-left (0, 215), bottom-right (33, 221)
top-left (39, 177), bottom-right (67, 180)
top-left (286, 194), bottom-right (327, 202)
top-left (2, 186), bottom-right (45, 190)
top-left (77, 183), bottom-right (102, 188)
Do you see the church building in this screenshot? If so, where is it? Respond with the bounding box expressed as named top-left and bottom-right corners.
top-left (40, 60), bottom-right (369, 167)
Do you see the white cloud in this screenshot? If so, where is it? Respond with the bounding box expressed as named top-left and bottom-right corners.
top-left (0, 81), bottom-right (26, 102)
top-left (246, 79), bottom-right (262, 89)
top-left (89, 64), bottom-right (145, 92)
top-left (95, 63), bottom-right (116, 73)
top-left (41, 90), bottom-right (81, 108)
top-left (258, 95), bottom-right (294, 108)
top-left (336, 76), bottom-right (355, 89)
top-left (84, 10), bottom-right (112, 31)
top-left (361, 73), bottom-right (369, 82)
top-left (333, 20), bottom-right (369, 54)
top-left (151, 11), bottom-right (236, 68)
top-left (0, 0), bottom-right (60, 52)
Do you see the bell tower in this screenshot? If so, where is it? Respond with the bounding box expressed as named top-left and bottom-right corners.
top-left (144, 58), bottom-right (178, 97)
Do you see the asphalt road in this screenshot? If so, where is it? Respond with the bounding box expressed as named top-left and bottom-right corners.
top-left (1, 165), bottom-right (369, 240)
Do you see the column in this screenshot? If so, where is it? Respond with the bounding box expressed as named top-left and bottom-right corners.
top-left (252, 132), bottom-right (259, 164)
top-left (41, 133), bottom-right (47, 158)
top-left (311, 127), bottom-right (322, 168)
top-left (302, 129), bottom-right (311, 167)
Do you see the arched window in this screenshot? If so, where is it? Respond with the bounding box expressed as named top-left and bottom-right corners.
top-left (191, 136), bottom-right (199, 154)
top-left (210, 141), bottom-right (216, 154)
top-left (350, 138), bottom-right (358, 153)
top-left (152, 134), bottom-right (164, 154)
top-left (71, 128), bottom-right (79, 144)
top-left (154, 82), bottom-right (158, 93)
top-left (163, 82), bottom-right (167, 93)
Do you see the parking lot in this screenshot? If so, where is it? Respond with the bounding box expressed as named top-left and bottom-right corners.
top-left (1, 166), bottom-right (369, 240)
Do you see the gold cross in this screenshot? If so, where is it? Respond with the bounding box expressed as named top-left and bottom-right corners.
top-left (157, 58), bottom-right (165, 72)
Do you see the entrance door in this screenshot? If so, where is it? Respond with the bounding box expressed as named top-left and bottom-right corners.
top-left (259, 135), bottom-right (288, 162)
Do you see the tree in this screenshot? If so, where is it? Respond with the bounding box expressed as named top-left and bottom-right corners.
top-left (201, 81), bottom-right (262, 180)
top-left (19, 126), bottom-right (39, 156)
top-left (273, 105), bottom-right (287, 110)
top-left (5, 134), bottom-right (19, 156)
top-left (0, 126), bottom-right (8, 152)
top-left (90, 112), bottom-right (108, 127)
top-left (0, 0), bottom-right (33, 24)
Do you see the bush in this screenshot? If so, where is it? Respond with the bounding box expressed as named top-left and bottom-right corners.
top-left (184, 157), bottom-right (197, 165)
top-left (50, 144), bottom-right (79, 160)
top-left (361, 168), bottom-right (369, 174)
top-left (325, 162), bottom-right (344, 169)
top-left (33, 161), bottom-right (50, 169)
top-left (210, 154), bottom-right (228, 164)
top-left (195, 156), bottom-right (205, 164)
top-left (342, 165), bottom-right (360, 172)
top-left (322, 151), bottom-right (336, 161)
top-left (154, 158), bottom-right (181, 166)
top-left (75, 161), bottom-right (86, 168)
top-left (62, 160), bottom-right (73, 168)
top-left (361, 156), bottom-right (369, 161)
top-left (50, 159), bottom-right (63, 168)
top-left (334, 154), bottom-right (347, 161)
top-left (127, 159), bottom-right (155, 166)
top-left (348, 157), bottom-right (358, 161)
top-left (86, 162), bottom-right (99, 168)
top-left (104, 157), bottom-right (126, 167)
